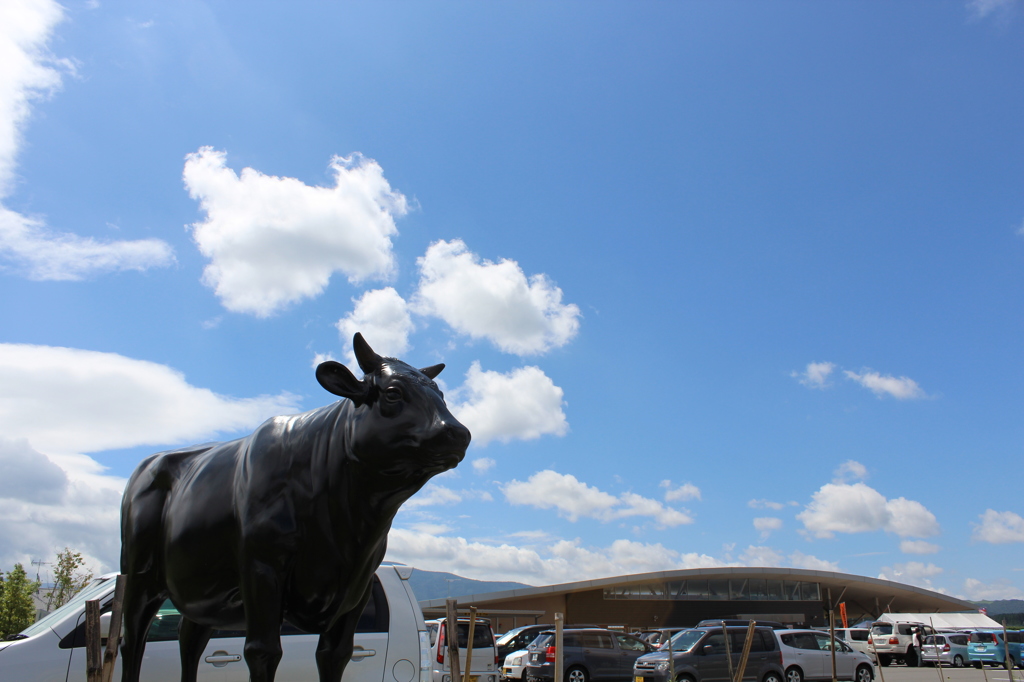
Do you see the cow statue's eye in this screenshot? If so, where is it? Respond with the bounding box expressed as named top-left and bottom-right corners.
top-left (384, 386), bottom-right (403, 402)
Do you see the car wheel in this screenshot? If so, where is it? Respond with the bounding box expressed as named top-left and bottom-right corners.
top-left (566, 666), bottom-right (588, 682)
top-left (786, 666), bottom-right (803, 682)
top-left (953, 655), bottom-right (964, 668)
top-left (1008, 656), bottom-right (1017, 670)
top-left (855, 664), bottom-right (873, 682)
top-left (879, 655), bottom-right (891, 667)
top-left (905, 648), bottom-right (918, 667)
top-left (677, 675), bottom-right (696, 682)
top-left (762, 671), bottom-right (783, 682)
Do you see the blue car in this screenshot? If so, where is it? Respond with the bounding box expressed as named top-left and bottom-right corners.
top-left (968, 630), bottom-right (1023, 669)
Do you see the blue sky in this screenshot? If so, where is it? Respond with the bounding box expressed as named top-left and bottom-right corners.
top-left (1, 0), bottom-right (1023, 602)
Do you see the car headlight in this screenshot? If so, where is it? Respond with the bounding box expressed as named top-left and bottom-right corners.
top-left (656, 661), bottom-right (671, 671)
top-left (512, 656), bottom-right (524, 666)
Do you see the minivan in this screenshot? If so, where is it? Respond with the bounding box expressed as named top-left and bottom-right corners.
top-left (967, 630), bottom-right (1023, 669)
top-left (0, 563), bottom-right (430, 682)
top-left (526, 628), bottom-right (653, 682)
top-left (426, 617), bottom-right (499, 682)
top-left (633, 626), bottom-right (785, 682)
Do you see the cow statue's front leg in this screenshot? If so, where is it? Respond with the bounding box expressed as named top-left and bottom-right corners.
top-left (241, 561), bottom-right (286, 682)
top-left (315, 586), bottom-right (374, 682)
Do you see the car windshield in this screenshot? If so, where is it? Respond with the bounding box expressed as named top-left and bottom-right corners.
top-left (14, 576), bottom-right (114, 640)
top-left (871, 624), bottom-right (893, 635)
top-left (497, 628), bottom-right (526, 646)
top-left (666, 630), bottom-right (706, 652)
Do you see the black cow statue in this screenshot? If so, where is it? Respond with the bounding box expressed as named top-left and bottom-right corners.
top-left (119, 334), bottom-right (471, 682)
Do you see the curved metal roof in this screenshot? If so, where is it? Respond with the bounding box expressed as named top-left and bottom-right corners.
top-left (419, 566), bottom-right (975, 613)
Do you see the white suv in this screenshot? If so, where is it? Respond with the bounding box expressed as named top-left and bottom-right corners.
top-left (868, 621), bottom-right (934, 667)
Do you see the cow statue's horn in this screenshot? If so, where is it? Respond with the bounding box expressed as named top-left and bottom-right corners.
top-left (353, 333), bottom-right (383, 375)
top-left (419, 363), bottom-right (444, 379)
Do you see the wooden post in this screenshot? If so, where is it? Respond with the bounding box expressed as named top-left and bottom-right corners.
top-left (555, 612), bottom-right (564, 682)
top-left (1004, 620), bottom-right (1015, 682)
top-left (446, 599), bottom-right (461, 682)
top-left (829, 606), bottom-right (836, 682)
top-left (100, 575), bottom-right (126, 682)
top-left (722, 623), bottom-right (735, 682)
top-left (85, 599), bottom-right (102, 682)
top-left (668, 623), bottom-right (675, 682)
top-left (733, 620), bottom-right (756, 682)
top-left (929, 619), bottom-right (944, 682)
top-left (464, 607), bottom-right (478, 682)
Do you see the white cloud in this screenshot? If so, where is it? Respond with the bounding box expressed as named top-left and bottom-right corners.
top-left (385, 528), bottom-right (724, 584)
top-left (900, 540), bottom-right (941, 555)
top-left (336, 287), bottom-right (414, 368)
top-left (972, 509), bottom-right (1024, 544)
top-left (754, 517), bottom-right (782, 539)
top-left (402, 483), bottom-right (464, 510)
top-left (737, 546), bottom-right (839, 571)
top-left (413, 239), bottom-right (581, 356)
top-left (660, 480), bottom-right (702, 502)
top-left (844, 369), bottom-right (926, 400)
top-left (472, 457), bottom-right (496, 474)
top-left (961, 577), bottom-right (1024, 601)
top-left (0, 343), bottom-right (300, 456)
top-left (968, 0), bottom-right (1019, 19)
top-left (501, 470), bottom-right (693, 527)
top-left (748, 498), bottom-right (792, 510)
top-left (0, 439), bottom-right (124, 573)
top-left (0, 0), bottom-right (67, 193)
top-left (0, 437), bottom-right (67, 504)
top-left (833, 460), bottom-right (868, 483)
top-left (0, 3), bottom-right (174, 279)
top-left (0, 208), bottom-right (175, 280)
top-left (449, 362), bottom-right (567, 446)
top-left (184, 148), bottom-right (407, 317)
top-left (878, 561), bottom-right (943, 590)
top-left (792, 362), bottom-right (836, 389)
top-left (797, 482), bottom-right (939, 539)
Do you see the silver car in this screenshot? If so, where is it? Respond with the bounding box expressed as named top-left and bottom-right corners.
top-left (775, 629), bottom-right (875, 682)
top-left (920, 633), bottom-right (969, 668)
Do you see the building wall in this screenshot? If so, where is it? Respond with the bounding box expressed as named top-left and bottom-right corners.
top-left (566, 589), bottom-right (826, 629)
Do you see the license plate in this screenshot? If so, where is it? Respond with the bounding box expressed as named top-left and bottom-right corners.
top-left (636, 677), bottom-right (644, 682)
top-left (976, 646), bottom-right (986, 651)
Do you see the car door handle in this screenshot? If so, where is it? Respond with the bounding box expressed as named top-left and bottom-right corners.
top-left (205, 650), bottom-right (242, 666)
top-left (352, 647), bottom-right (377, 659)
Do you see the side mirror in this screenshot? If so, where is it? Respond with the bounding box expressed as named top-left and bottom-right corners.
top-left (703, 644), bottom-right (714, 655)
top-left (99, 612), bottom-right (112, 639)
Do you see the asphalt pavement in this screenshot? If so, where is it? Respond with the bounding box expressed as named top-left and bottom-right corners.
top-left (872, 665), bottom-right (1022, 682)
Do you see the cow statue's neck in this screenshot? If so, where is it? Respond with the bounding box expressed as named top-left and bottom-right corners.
top-left (119, 333), bottom-right (470, 682)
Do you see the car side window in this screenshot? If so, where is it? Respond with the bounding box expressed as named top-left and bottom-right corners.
top-left (617, 634), bottom-right (648, 652)
top-left (704, 633), bottom-right (728, 655)
top-left (580, 633), bottom-right (614, 649)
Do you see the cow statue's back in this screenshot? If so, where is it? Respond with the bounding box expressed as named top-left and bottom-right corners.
top-left (119, 334), bottom-right (471, 682)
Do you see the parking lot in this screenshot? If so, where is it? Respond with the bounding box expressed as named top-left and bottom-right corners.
top-left (873, 667), bottom-right (1023, 682)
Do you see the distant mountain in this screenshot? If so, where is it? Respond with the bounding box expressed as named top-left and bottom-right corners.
top-left (406, 569), bottom-right (531, 601)
top-left (974, 599), bottom-right (1024, 617)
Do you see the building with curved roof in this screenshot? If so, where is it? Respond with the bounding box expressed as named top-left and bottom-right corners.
top-left (420, 567), bottom-right (976, 633)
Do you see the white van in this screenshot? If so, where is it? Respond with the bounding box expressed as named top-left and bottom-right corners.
top-left (425, 617), bottom-right (499, 682)
top-left (0, 562), bottom-right (431, 682)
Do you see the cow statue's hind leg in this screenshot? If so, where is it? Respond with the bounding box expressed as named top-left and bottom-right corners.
top-left (118, 580), bottom-right (166, 682)
top-left (178, 617), bottom-right (215, 682)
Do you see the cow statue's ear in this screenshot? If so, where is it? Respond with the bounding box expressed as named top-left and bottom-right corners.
top-left (352, 333), bottom-right (383, 376)
top-left (419, 363), bottom-right (445, 379)
top-left (316, 361), bottom-right (370, 405)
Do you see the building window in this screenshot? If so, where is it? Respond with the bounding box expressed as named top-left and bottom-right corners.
top-left (603, 580), bottom-right (822, 601)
